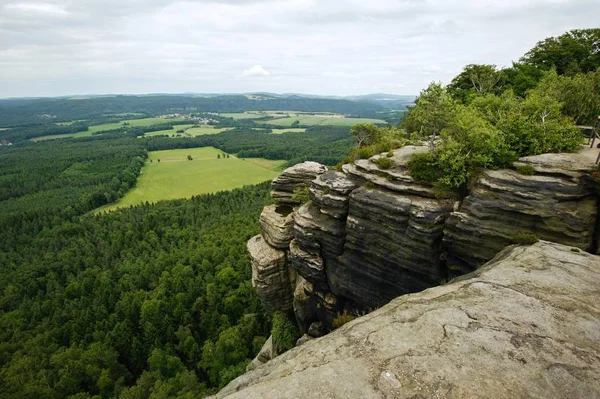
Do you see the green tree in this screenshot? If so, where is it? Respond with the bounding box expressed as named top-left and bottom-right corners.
top-left (271, 312), bottom-right (298, 355)
top-left (447, 64), bottom-right (504, 103)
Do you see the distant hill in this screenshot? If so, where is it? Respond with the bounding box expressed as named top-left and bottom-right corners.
top-left (0, 94), bottom-right (389, 127)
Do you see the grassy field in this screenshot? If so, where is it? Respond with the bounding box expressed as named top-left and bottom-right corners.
top-left (95, 147), bottom-right (281, 213)
top-left (220, 112), bottom-right (266, 119)
top-left (240, 158), bottom-right (286, 171)
top-left (185, 126), bottom-right (232, 136)
top-left (33, 117), bottom-right (187, 141)
top-left (270, 128), bottom-right (307, 134)
top-left (266, 116), bottom-right (387, 126)
top-left (143, 125), bottom-right (195, 137)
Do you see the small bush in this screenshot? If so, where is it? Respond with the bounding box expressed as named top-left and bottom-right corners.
top-left (432, 182), bottom-right (459, 200)
top-left (375, 157), bottom-right (394, 169)
top-left (291, 187), bottom-right (310, 204)
top-left (510, 233), bottom-right (539, 245)
top-left (386, 151), bottom-right (394, 158)
top-left (332, 311), bottom-right (356, 329)
top-left (407, 151), bottom-right (443, 182)
top-left (271, 312), bottom-right (299, 355)
top-left (516, 164), bottom-right (535, 175)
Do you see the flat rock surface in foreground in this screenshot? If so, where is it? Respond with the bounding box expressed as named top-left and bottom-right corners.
top-left (217, 241), bottom-right (600, 399)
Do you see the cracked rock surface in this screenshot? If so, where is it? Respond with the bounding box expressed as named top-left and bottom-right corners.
top-left (216, 241), bottom-right (600, 398)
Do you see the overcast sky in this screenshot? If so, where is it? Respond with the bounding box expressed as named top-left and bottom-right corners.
top-left (0, 0), bottom-right (598, 98)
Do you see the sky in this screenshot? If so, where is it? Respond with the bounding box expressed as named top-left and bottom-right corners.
top-left (0, 0), bottom-right (599, 98)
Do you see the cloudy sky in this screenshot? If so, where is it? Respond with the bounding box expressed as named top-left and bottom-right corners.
top-left (0, 0), bottom-right (598, 97)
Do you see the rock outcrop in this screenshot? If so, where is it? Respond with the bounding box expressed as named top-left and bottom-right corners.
top-left (259, 205), bottom-right (295, 249)
top-left (444, 153), bottom-right (598, 273)
top-left (218, 242), bottom-right (600, 399)
top-left (247, 235), bottom-right (295, 314)
top-left (271, 161), bottom-right (327, 206)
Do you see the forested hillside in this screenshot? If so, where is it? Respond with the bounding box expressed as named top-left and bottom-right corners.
top-left (0, 184), bottom-right (272, 398)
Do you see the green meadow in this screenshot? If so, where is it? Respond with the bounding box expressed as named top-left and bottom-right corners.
top-left (95, 147), bottom-right (281, 213)
top-left (266, 116), bottom-right (387, 126)
top-left (270, 128), bottom-right (307, 134)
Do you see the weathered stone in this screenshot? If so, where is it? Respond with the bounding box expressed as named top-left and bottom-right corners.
top-left (293, 276), bottom-right (317, 334)
top-left (259, 205), bottom-right (295, 249)
top-left (307, 321), bottom-right (326, 338)
top-left (271, 161), bottom-right (327, 206)
top-left (218, 242), bottom-right (600, 399)
top-left (328, 186), bottom-right (453, 308)
top-left (245, 335), bottom-right (274, 372)
top-left (309, 171), bottom-right (358, 218)
top-left (247, 235), bottom-right (295, 314)
top-left (293, 202), bottom-right (346, 261)
top-left (343, 146), bottom-right (436, 198)
top-left (444, 153), bottom-right (597, 273)
top-left (295, 334), bottom-right (314, 347)
top-left (288, 239), bottom-right (327, 289)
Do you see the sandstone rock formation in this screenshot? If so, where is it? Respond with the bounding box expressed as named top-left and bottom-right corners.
top-left (218, 241), bottom-right (600, 399)
top-left (309, 170), bottom-right (358, 218)
top-left (245, 335), bottom-right (273, 372)
top-left (247, 235), bottom-right (295, 314)
top-left (444, 153), bottom-right (598, 273)
top-left (330, 185), bottom-right (454, 308)
top-left (259, 205), bottom-right (295, 249)
top-left (271, 161), bottom-right (327, 206)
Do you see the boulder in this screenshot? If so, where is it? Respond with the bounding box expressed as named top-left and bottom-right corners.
top-left (217, 242), bottom-right (600, 399)
top-left (259, 205), bottom-right (295, 249)
top-left (444, 153), bottom-right (597, 273)
top-left (271, 162), bottom-right (327, 206)
top-left (247, 235), bottom-right (295, 314)
top-left (328, 186), bottom-right (453, 308)
top-left (309, 171), bottom-right (358, 218)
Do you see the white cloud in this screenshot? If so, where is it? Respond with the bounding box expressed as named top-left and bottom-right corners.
top-left (241, 65), bottom-right (271, 77)
top-left (4, 2), bottom-right (69, 16)
top-left (0, 0), bottom-right (599, 97)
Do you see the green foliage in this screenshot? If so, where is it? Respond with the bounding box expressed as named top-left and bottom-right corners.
top-left (402, 82), bottom-right (456, 138)
top-left (374, 157), bottom-right (393, 169)
top-left (0, 179), bottom-right (273, 398)
top-left (407, 152), bottom-right (442, 182)
top-left (331, 311), bottom-right (356, 329)
top-left (350, 123), bottom-right (381, 147)
top-left (516, 164), bottom-right (535, 175)
top-left (271, 312), bottom-right (299, 355)
top-left (571, 248), bottom-right (581, 253)
top-left (447, 64), bottom-right (505, 104)
top-left (533, 69), bottom-right (600, 125)
top-left (510, 233), bottom-right (539, 245)
top-left (291, 187), bottom-right (310, 204)
top-left (520, 29), bottom-right (600, 75)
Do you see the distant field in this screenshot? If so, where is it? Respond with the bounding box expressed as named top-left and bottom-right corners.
top-left (143, 124), bottom-right (195, 137)
top-left (185, 126), bottom-right (232, 136)
top-left (240, 158), bottom-right (287, 171)
top-left (94, 147), bottom-right (281, 213)
top-left (270, 128), bottom-right (307, 134)
top-left (266, 116), bottom-right (387, 126)
top-left (220, 112), bottom-right (266, 119)
top-left (33, 117), bottom-right (187, 141)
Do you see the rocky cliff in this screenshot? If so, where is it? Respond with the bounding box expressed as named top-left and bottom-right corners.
top-left (217, 241), bottom-right (600, 398)
top-left (239, 149), bottom-right (600, 394)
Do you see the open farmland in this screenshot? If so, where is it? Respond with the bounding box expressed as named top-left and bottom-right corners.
top-left (265, 116), bottom-right (387, 126)
top-left (33, 117), bottom-right (187, 141)
top-left (95, 147), bottom-right (281, 213)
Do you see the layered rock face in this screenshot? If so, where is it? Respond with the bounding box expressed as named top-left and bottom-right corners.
top-left (444, 153), bottom-right (598, 273)
top-left (247, 148), bottom-right (599, 370)
top-left (247, 162), bottom-right (328, 316)
top-left (217, 242), bottom-right (600, 399)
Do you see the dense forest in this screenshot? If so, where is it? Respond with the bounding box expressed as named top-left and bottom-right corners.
top-left (0, 184), bottom-right (272, 398)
